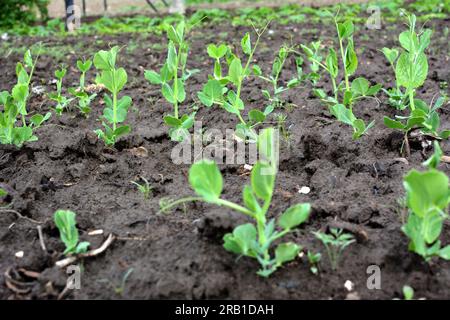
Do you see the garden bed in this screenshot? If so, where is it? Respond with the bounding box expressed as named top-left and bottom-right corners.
top-left (0, 16), bottom-right (450, 299)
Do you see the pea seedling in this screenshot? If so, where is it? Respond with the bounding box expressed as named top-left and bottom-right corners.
top-left (301, 10), bottom-right (380, 140)
top-left (94, 47), bottom-right (132, 146)
top-left (163, 128), bottom-right (311, 277)
top-left (0, 48), bottom-right (51, 147)
top-left (69, 59), bottom-right (97, 117)
top-left (145, 21), bottom-right (197, 142)
top-left (312, 228), bottom-right (355, 271)
top-left (54, 209), bottom-right (90, 255)
top-left (197, 24), bottom-right (270, 141)
top-left (48, 66), bottom-right (72, 116)
top-left (383, 13), bottom-right (450, 155)
top-left (402, 142), bottom-right (450, 261)
top-left (254, 45), bottom-right (304, 112)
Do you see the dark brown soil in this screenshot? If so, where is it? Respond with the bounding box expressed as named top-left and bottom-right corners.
top-left (1, 17), bottom-right (450, 300)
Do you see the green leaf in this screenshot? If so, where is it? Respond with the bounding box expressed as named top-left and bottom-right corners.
top-left (439, 246), bottom-right (450, 260)
top-left (189, 160), bottom-right (223, 202)
top-left (404, 169), bottom-right (450, 218)
top-left (351, 77), bottom-right (370, 96)
top-left (169, 127), bottom-right (190, 142)
top-left (251, 162), bottom-right (275, 202)
top-left (423, 141), bottom-right (442, 169)
top-left (117, 96), bottom-right (132, 111)
top-left (243, 185), bottom-right (260, 213)
top-left (345, 41), bottom-right (358, 75)
top-left (253, 65), bottom-right (262, 76)
top-left (176, 79), bottom-right (186, 103)
top-left (197, 79), bottom-right (223, 107)
top-left (144, 70), bottom-right (162, 85)
top-left (164, 115), bottom-right (182, 127)
top-left (75, 241), bottom-right (90, 254)
top-left (257, 127), bottom-right (278, 166)
top-left (278, 203), bottom-right (311, 230)
top-left (384, 116), bottom-right (405, 130)
top-left (77, 60), bottom-right (92, 73)
top-left (162, 83), bottom-right (176, 104)
top-left (93, 47), bottom-right (118, 71)
top-left (207, 44), bottom-right (228, 59)
top-left (275, 242), bottom-right (300, 266)
top-left (228, 58), bottom-right (242, 86)
top-left (24, 50), bottom-right (33, 68)
top-left (399, 31), bottom-right (418, 53)
top-left (114, 125), bottom-right (131, 138)
top-left (382, 47), bottom-right (399, 65)
top-left (167, 25), bottom-right (180, 44)
top-left (330, 104), bottom-right (355, 126)
top-left (241, 33), bottom-right (251, 55)
top-left (338, 21), bottom-right (354, 39)
top-left (248, 109), bottom-right (266, 124)
top-left (54, 210), bottom-right (79, 254)
top-left (403, 286), bottom-right (414, 300)
top-left (326, 48), bottom-right (338, 78)
top-left (0, 188), bottom-right (7, 197)
top-left (396, 52), bottom-right (428, 89)
top-left (223, 223), bottom-right (257, 257)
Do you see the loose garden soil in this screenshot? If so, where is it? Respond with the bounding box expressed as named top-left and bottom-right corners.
top-left (1, 17), bottom-right (450, 299)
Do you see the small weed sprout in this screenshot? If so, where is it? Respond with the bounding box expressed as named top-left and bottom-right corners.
top-left (94, 46), bottom-right (132, 146)
top-left (0, 47), bottom-right (51, 147)
top-left (402, 141), bottom-right (450, 261)
top-left (145, 21), bottom-right (198, 142)
top-left (313, 228), bottom-right (355, 271)
top-left (69, 59), bottom-right (97, 117)
top-left (131, 177), bottom-right (153, 199)
top-left (49, 65), bottom-right (72, 116)
top-left (307, 250), bottom-right (321, 275)
top-left (54, 210), bottom-right (90, 255)
top-left (163, 128), bottom-right (311, 277)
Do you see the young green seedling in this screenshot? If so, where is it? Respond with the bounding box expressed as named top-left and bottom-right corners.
top-left (301, 10), bottom-right (380, 140)
top-left (312, 228), bottom-right (355, 271)
top-left (163, 128), bottom-right (311, 277)
top-left (49, 65), bottom-right (72, 116)
top-left (402, 142), bottom-right (450, 261)
top-left (254, 44), bottom-right (304, 112)
top-left (145, 21), bottom-right (197, 142)
top-left (383, 13), bottom-right (450, 155)
top-left (94, 46), bottom-right (132, 146)
top-left (54, 209), bottom-right (90, 255)
top-left (197, 24), bottom-right (270, 141)
top-left (403, 285), bottom-right (414, 300)
top-left (69, 59), bottom-right (97, 117)
top-left (0, 48), bottom-right (51, 147)
top-left (307, 250), bottom-right (321, 275)
top-left (131, 177), bottom-right (153, 200)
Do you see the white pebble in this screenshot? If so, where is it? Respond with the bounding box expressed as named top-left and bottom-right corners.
top-left (15, 251), bottom-right (24, 258)
top-left (298, 186), bottom-right (311, 194)
top-left (344, 280), bottom-right (354, 292)
top-left (243, 164), bottom-right (253, 171)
